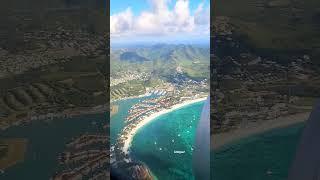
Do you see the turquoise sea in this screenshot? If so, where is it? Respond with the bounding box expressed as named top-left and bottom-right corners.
top-left (131, 101), bottom-right (205, 180)
top-left (111, 96), bottom-right (205, 179)
top-left (110, 95), bottom-right (157, 145)
top-left (211, 123), bottom-right (305, 180)
top-left (112, 97), bottom-right (305, 180)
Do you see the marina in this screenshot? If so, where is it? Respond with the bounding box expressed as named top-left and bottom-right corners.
top-left (110, 92), bottom-right (207, 179)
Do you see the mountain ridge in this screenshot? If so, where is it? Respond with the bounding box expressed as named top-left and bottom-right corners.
top-left (110, 44), bottom-right (210, 80)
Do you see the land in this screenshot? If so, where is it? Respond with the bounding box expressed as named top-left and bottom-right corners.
top-left (122, 97), bottom-right (206, 154)
top-left (52, 134), bottom-right (109, 180)
top-left (0, 0), bottom-right (109, 179)
top-left (111, 105), bottom-right (119, 117)
top-left (110, 44), bottom-right (210, 101)
top-left (110, 44), bottom-right (210, 179)
top-left (212, 112), bottom-right (309, 150)
top-left (0, 0), bottom-right (108, 132)
top-left (111, 94), bottom-right (207, 180)
top-left (213, 0), bottom-right (320, 53)
top-left (211, 0), bottom-right (320, 149)
top-left (0, 138), bottom-right (27, 170)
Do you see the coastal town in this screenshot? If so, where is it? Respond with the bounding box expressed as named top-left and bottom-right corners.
top-left (110, 71), bottom-right (150, 87)
top-left (110, 67), bottom-right (209, 178)
top-left (115, 94), bottom-right (207, 155)
top-left (0, 25), bottom-right (105, 77)
top-left (0, 23), bottom-right (107, 131)
top-left (0, 104), bottom-right (108, 131)
top-left (0, 2), bottom-right (109, 179)
top-left (110, 65), bottom-right (209, 102)
top-left (52, 134), bottom-right (109, 180)
top-left (211, 16), bottom-right (319, 146)
top-left (110, 93), bottom-right (207, 179)
top-left (110, 40), bottom-right (210, 179)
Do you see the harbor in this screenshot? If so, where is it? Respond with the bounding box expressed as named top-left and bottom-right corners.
top-left (110, 91), bottom-right (207, 179)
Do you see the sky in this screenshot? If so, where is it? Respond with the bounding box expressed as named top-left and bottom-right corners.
top-left (110, 0), bottom-right (210, 46)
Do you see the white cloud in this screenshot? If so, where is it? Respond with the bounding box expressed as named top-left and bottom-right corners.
top-left (110, 0), bottom-right (209, 38)
top-left (148, 0), bottom-right (171, 14)
top-left (194, 2), bottom-right (210, 25)
top-left (110, 7), bottom-right (133, 35)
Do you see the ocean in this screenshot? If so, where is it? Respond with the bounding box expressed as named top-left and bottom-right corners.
top-left (211, 123), bottom-right (305, 180)
top-left (111, 96), bottom-right (206, 179)
top-left (1, 96), bottom-right (304, 180)
top-left (112, 97), bottom-right (305, 180)
top-left (130, 101), bottom-right (205, 180)
top-left (0, 95), bottom-right (305, 180)
top-left (0, 113), bottom-right (107, 180)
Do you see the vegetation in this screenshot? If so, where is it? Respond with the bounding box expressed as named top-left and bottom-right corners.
top-left (214, 0), bottom-right (320, 57)
top-left (0, 53), bottom-right (107, 127)
top-left (111, 44), bottom-right (210, 80)
top-left (110, 80), bottom-right (146, 100)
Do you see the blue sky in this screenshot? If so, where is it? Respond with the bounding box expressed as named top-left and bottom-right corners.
top-left (111, 0), bottom-right (209, 16)
top-left (111, 0), bottom-right (149, 16)
top-left (110, 0), bottom-right (210, 46)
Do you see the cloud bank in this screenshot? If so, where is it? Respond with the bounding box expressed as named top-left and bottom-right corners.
top-left (110, 0), bottom-right (209, 40)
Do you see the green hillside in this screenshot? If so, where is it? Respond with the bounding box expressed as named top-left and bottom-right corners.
top-left (111, 44), bottom-right (210, 80)
top-left (214, 0), bottom-right (320, 56)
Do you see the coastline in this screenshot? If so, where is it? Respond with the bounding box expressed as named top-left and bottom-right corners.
top-left (0, 104), bottom-right (107, 131)
top-left (211, 112), bottom-right (311, 150)
top-left (110, 105), bottom-right (119, 117)
top-left (0, 138), bottom-right (28, 170)
top-left (122, 97), bottom-right (207, 154)
top-left (110, 93), bottom-right (151, 104)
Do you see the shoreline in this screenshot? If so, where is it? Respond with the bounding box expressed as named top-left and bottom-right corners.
top-left (211, 112), bottom-right (311, 150)
top-left (111, 93), bottom-right (152, 104)
top-left (0, 138), bottom-right (28, 170)
top-left (110, 105), bottom-right (119, 117)
top-left (0, 104), bottom-right (107, 131)
top-left (122, 97), bottom-right (207, 154)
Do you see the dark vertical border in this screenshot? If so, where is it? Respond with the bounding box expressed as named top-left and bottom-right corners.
top-left (210, 0), bottom-right (215, 179)
top-left (106, 0), bottom-right (111, 177)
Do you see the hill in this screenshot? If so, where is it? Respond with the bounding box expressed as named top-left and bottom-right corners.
top-left (0, 0), bottom-right (107, 130)
top-left (213, 0), bottom-right (320, 59)
top-left (120, 52), bottom-right (150, 62)
top-left (111, 44), bottom-right (210, 80)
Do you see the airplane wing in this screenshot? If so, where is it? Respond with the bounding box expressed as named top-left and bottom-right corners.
top-left (288, 99), bottom-right (320, 180)
top-left (193, 96), bottom-right (210, 180)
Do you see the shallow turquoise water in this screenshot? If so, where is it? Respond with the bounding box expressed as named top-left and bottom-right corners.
top-left (113, 97), bottom-right (305, 180)
top-left (110, 96), bottom-right (157, 145)
top-left (211, 123), bottom-right (305, 180)
top-left (130, 101), bottom-right (205, 180)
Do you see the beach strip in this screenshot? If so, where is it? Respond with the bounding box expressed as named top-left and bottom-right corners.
top-left (211, 112), bottom-right (311, 150)
top-left (122, 97), bottom-right (207, 154)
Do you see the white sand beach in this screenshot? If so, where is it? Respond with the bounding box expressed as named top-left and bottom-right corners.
top-left (122, 97), bottom-right (207, 154)
top-left (211, 112), bottom-right (311, 150)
